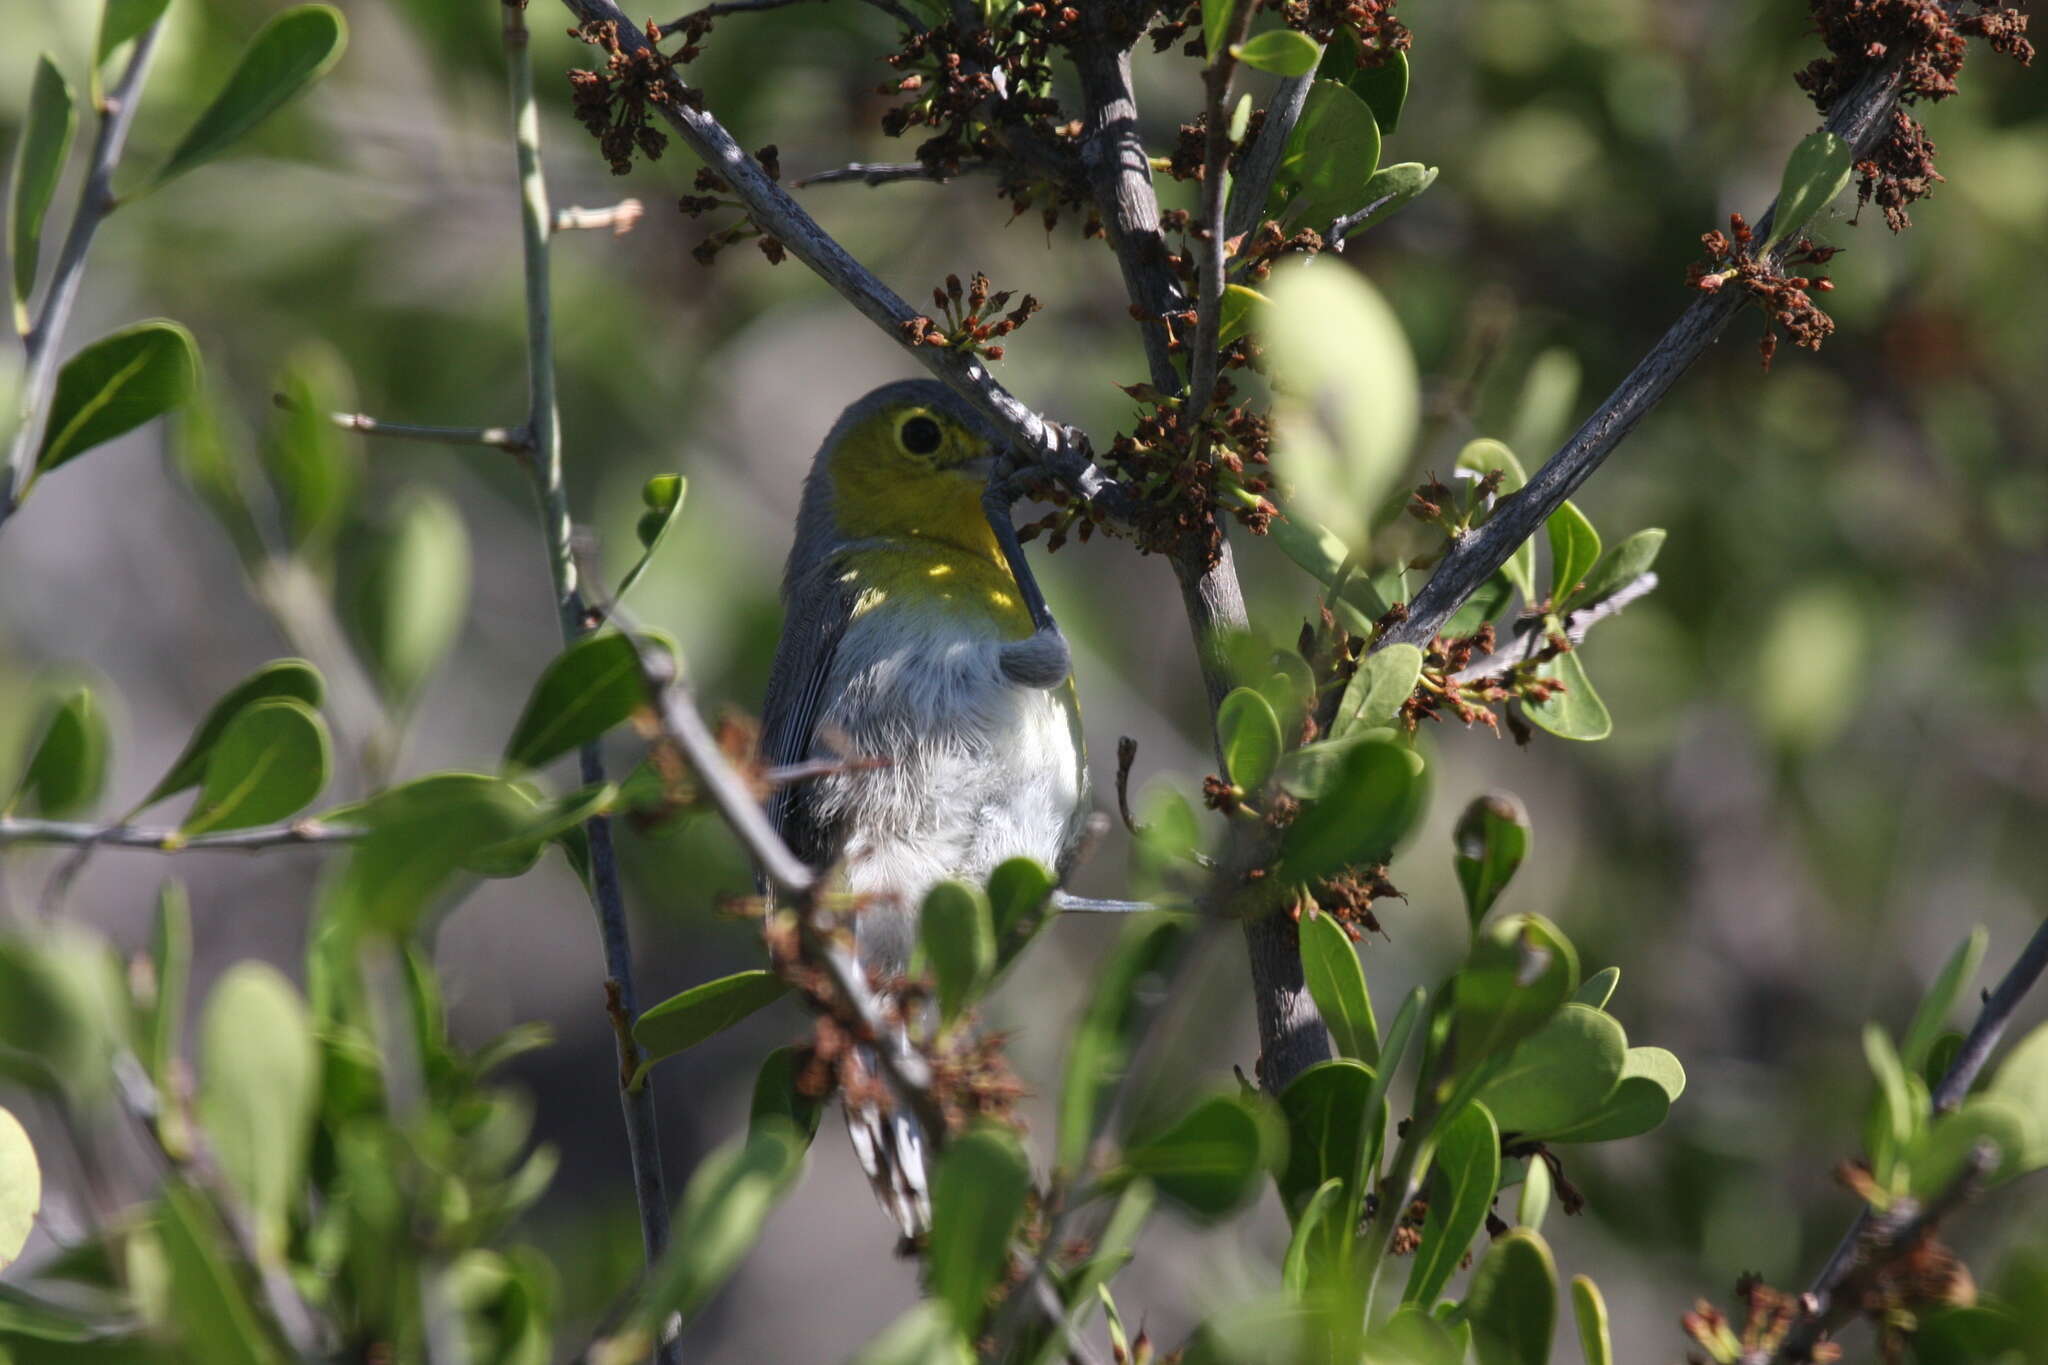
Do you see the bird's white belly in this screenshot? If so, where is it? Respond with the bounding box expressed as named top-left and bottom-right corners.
top-left (808, 606), bottom-right (1085, 970)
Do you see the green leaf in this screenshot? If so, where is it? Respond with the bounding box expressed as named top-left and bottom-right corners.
top-left (1906, 1095), bottom-right (2032, 1196)
top-left (147, 882), bottom-right (194, 1159)
top-left (152, 6), bottom-right (349, 187)
top-left (921, 880), bottom-right (995, 1024)
top-left (988, 856), bottom-right (1055, 969)
top-left (1913, 1305), bottom-right (2025, 1365)
top-left (1988, 1021), bottom-right (2048, 1169)
top-left (179, 698), bottom-right (330, 836)
top-left (1573, 966), bottom-right (1618, 1010)
top-left (1260, 503), bottom-right (1354, 589)
top-left (1351, 49), bottom-right (1409, 135)
top-left (1364, 1307), bottom-right (1464, 1365)
top-left (262, 349), bottom-right (359, 552)
top-left (1404, 1100), bottom-right (1500, 1306)
top-left (929, 1126), bottom-right (1032, 1333)
top-left (1453, 793), bottom-right (1530, 930)
top-left (1865, 1023), bottom-right (1918, 1186)
top-left (197, 963), bottom-right (318, 1261)
top-left (618, 474), bottom-right (688, 603)
top-left (33, 320), bottom-right (200, 478)
top-left (1301, 911), bottom-right (1377, 1064)
top-left (1540, 1046), bottom-right (1686, 1144)
top-left (0, 929), bottom-right (128, 1105)
top-left (621, 1120), bottom-right (804, 1334)
top-left (1456, 439), bottom-right (1534, 599)
top-left (1282, 1177), bottom-right (1344, 1295)
top-left (1901, 928), bottom-right (1988, 1075)
top-left (1122, 1093), bottom-right (1275, 1222)
top-left (98, 0), bottom-right (173, 69)
top-left (1332, 643), bottom-right (1421, 740)
top-left (1218, 687), bottom-right (1283, 793)
top-left (1442, 569), bottom-right (1514, 639)
top-left (850, 1302), bottom-right (973, 1365)
top-left (632, 970), bottom-right (790, 1078)
top-left (1571, 1276), bottom-right (1612, 1365)
top-left (0, 1105), bottom-right (39, 1270)
top-left (9, 56), bottom-right (75, 330)
top-left (13, 685), bottom-right (110, 819)
top-left (322, 772), bottom-right (547, 936)
top-left (1516, 1151), bottom-right (1552, 1229)
top-left (158, 1182), bottom-right (287, 1365)
top-left (1764, 129), bottom-right (1852, 253)
top-left (140, 659), bottom-right (323, 808)
top-left (1277, 1058), bottom-right (1376, 1219)
top-left (1573, 528), bottom-right (1665, 610)
top-left (1545, 501), bottom-right (1600, 604)
top-left (1342, 162), bottom-right (1438, 239)
top-left (1277, 738), bottom-right (1424, 885)
top-left (1216, 283), bottom-right (1266, 350)
top-left (750, 1045), bottom-right (823, 1146)
top-left (1465, 1228), bottom-right (1558, 1365)
top-left (1058, 915), bottom-right (1187, 1173)
top-left (1261, 213), bottom-right (1413, 562)
top-left (1522, 649), bottom-right (1612, 742)
top-left (1477, 1003), bottom-right (1627, 1139)
top-left (1454, 914), bottom-right (1580, 1069)
top-left (1268, 80), bottom-right (1382, 229)
top-left (1201, 0), bottom-right (1237, 63)
top-left (343, 488), bottom-right (471, 705)
top-left (463, 779), bottom-right (616, 879)
top-left (1235, 30), bottom-right (1322, 76)
top-left (504, 631), bottom-right (670, 771)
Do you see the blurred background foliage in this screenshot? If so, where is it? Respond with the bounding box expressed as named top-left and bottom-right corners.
top-left (1, 0), bottom-right (2045, 1359)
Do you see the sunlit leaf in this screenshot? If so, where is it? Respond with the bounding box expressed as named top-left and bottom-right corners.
top-left (1573, 528), bottom-right (1664, 610)
top-left (1465, 1228), bottom-right (1558, 1365)
top-left (1201, 0), bottom-right (1236, 63)
top-left (197, 963), bottom-right (318, 1260)
top-left (1404, 1100), bottom-right (1499, 1306)
top-left (1332, 643), bottom-right (1421, 739)
top-left (343, 488), bottom-right (470, 705)
top-left (1456, 439), bottom-right (1534, 599)
top-left (1453, 914), bottom-right (1579, 1068)
top-left (141, 659), bottom-right (324, 808)
top-left (1478, 1004), bottom-right (1627, 1139)
top-left (1453, 793), bottom-right (1529, 930)
top-left (152, 6), bottom-right (349, 187)
top-left (1301, 910), bottom-right (1377, 1064)
top-left (1235, 30), bottom-right (1322, 76)
top-left (1571, 1275), bottom-right (1613, 1365)
top-left (617, 473), bottom-right (688, 603)
top-left (1277, 738), bottom-right (1423, 885)
top-left (1540, 1046), bottom-right (1686, 1144)
top-left (9, 56), bottom-right (75, 330)
top-left (921, 880), bottom-right (995, 1024)
top-left (33, 320), bottom-right (199, 478)
top-left (504, 632), bottom-right (671, 771)
top-left (1545, 501), bottom-right (1600, 604)
top-left (1120, 1092), bottom-right (1277, 1222)
top-left (1268, 80), bottom-right (1382, 228)
top-left (929, 1126), bottom-right (1031, 1333)
top-left (0, 1106), bottom-right (39, 1270)
top-left (1218, 687), bottom-right (1283, 793)
top-left (13, 684), bottom-right (109, 819)
top-left (633, 971), bottom-right (790, 1079)
top-left (180, 698), bottom-right (330, 836)
top-left (1339, 161), bottom-right (1437, 239)
top-left (1763, 130), bottom-right (1852, 253)
top-left (1522, 649), bottom-right (1612, 742)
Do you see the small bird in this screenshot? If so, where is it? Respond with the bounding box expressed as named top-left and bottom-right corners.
top-left (760, 379), bottom-right (1089, 1231)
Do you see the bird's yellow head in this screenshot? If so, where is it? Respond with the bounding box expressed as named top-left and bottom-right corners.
top-left (820, 381), bottom-right (1000, 560)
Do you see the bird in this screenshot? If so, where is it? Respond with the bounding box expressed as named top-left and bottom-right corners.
top-left (759, 378), bottom-right (1090, 1233)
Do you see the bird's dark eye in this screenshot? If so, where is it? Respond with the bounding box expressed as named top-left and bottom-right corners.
top-left (899, 414), bottom-right (944, 456)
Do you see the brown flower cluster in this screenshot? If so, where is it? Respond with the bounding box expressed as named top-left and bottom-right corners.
top-left (1795, 0), bottom-right (2033, 231)
top-left (1302, 866), bottom-right (1403, 940)
top-left (1683, 1278), bottom-right (1840, 1365)
top-left (878, 12), bottom-right (1078, 176)
top-left (1274, 0), bottom-right (1411, 57)
top-left (566, 19), bottom-right (702, 176)
top-left (676, 149), bottom-right (787, 266)
top-left (1687, 213), bottom-right (1840, 370)
top-left (897, 272), bottom-right (1041, 362)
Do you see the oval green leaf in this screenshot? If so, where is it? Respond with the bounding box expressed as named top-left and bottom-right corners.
top-left (1522, 648), bottom-right (1611, 742)
top-left (141, 659), bottom-right (324, 808)
top-left (197, 962), bottom-right (318, 1261)
top-left (344, 487), bottom-right (471, 705)
top-left (1350, 49), bottom-right (1409, 135)
top-left (1545, 501), bottom-right (1601, 605)
top-left (1278, 737), bottom-right (1423, 884)
top-left (1571, 1275), bottom-right (1612, 1365)
top-left (1404, 1099), bottom-right (1500, 1307)
top-left (1457, 438), bottom-right (1534, 598)
top-left (1235, 30), bottom-right (1322, 76)
top-left (1573, 527), bottom-right (1665, 610)
top-left (1122, 1092), bottom-right (1275, 1222)
top-left (14, 685), bottom-right (109, 820)
top-left (750, 1045), bottom-right (824, 1146)
top-left (1333, 642), bottom-right (1421, 739)
top-left (618, 473), bottom-right (689, 603)
top-left (1218, 686), bottom-right (1282, 793)
top-left (1574, 966), bottom-right (1619, 1010)
top-left (929, 1126), bottom-right (1032, 1333)
top-left (0, 1105), bottom-right (40, 1270)
top-left (98, 0), bottom-right (173, 69)
top-left (989, 856), bottom-right (1055, 969)
top-left (1477, 1003), bottom-right (1627, 1138)
top-left (632, 970), bottom-right (790, 1078)
top-left (1277, 1058), bottom-right (1375, 1217)
top-left (180, 697), bottom-right (329, 836)
top-left (9, 56), bottom-right (75, 327)
top-left (1764, 129), bottom-right (1852, 253)
top-left (1301, 910), bottom-right (1377, 1064)
top-left (1465, 1228), bottom-right (1558, 1365)
top-left (1268, 80), bottom-right (1382, 229)
top-left (153, 6), bottom-right (349, 187)
top-left (34, 320), bottom-right (200, 478)
top-left (1453, 914), bottom-right (1580, 1068)
top-left (1453, 792), bottom-right (1531, 930)
top-left (504, 631), bottom-right (672, 771)
top-left (1340, 161), bottom-right (1438, 240)
top-left (922, 879), bottom-right (995, 1024)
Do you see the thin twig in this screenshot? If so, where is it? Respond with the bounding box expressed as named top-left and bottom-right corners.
top-left (1449, 572), bottom-right (1660, 684)
top-left (792, 160), bottom-right (991, 188)
top-left (1376, 54), bottom-right (1913, 657)
top-left (503, 2), bottom-right (676, 1326)
top-left (0, 21), bottom-right (166, 529)
top-left (1184, 3), bottom-right (1257, 429)
top-left (554, 198), bottom-right (645, 234)
top-left (0, 816), bottom-right (359, 851)
top-left (1224, 73), bottom-right (1313, 241)
top-left (660, 0), bottom-right (823, 33)
top-left (327, 410), bottom-right (531, 453)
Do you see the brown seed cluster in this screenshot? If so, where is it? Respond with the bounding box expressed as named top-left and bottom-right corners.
top-left (879, 12), bottom-right (1078, 177)
top-left (566, 19), bottom-right (702, 176)
top-left (1274, 0), bottom-right (1411, 56)
top-left (1795, 0), bottom-right (2033, 231)
top-left (1302, 866), bottom-right (1403, 940)
top-left (1687, 214), bottom-right (1840, 370)
top-left (898, 272), bottom-right (1041, 362)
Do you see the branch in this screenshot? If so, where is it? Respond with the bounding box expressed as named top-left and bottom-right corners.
top-left (1376, 54), bottom-right (1913, 657)
top-left (1184, 4), bottom-right (1258, 428)
top-left (661, 0), bottom-right (824, 31)
top-left (553, 198), bottom-right (645, 233)
top-left (326, 409), bottom-right (531, 453)
top-left (1449, 572), bottom-right (1660, 685)
top-left (502, 1), bottom-right (676, 1322)
top-left (0, 816), bottom-right (359, 851)
top-left (791, 160), bottom-right (992, 188)
top-left (0, 21), bottom-right (166, 528)
top-left (559, 0), bottom-right (1094, 493)
top-left (1224, 73), bottom-right (1312, 240)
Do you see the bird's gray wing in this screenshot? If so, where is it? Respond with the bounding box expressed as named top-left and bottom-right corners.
top-left (759, 563), bottom-right (855, 869)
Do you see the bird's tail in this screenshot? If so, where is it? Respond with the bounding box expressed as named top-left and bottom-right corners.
top-left (844, 1041), bottom-right (932, 1239)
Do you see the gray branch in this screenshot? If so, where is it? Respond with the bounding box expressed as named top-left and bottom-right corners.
top-left (1376, 54), bottom-right (1911, 657)
top-left (0, 817), bottom-right (359, 851)
top-left (1449, 572), bottom-right (1660, 685)
top-left (1224, 74), bottom-right (1313, 241)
